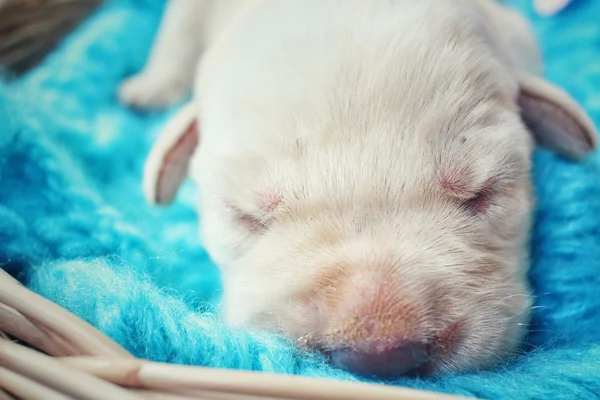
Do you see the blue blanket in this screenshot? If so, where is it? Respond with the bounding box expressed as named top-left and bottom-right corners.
top-left (1, 0), bottom-right (599, 398)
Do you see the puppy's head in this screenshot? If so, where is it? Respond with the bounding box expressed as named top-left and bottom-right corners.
top-left (143, 67), bottom-right (596, 379)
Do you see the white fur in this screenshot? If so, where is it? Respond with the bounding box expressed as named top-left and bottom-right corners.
top-left (120, 0), bottom-right (597, 376)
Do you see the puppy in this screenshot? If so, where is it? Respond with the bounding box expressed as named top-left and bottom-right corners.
top-left (120, 0), bottom-right (597, 378)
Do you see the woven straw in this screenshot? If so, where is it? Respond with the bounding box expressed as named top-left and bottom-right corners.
top-left (0, 269), bottom-right (471, 399)
top-left (0, 0), bottom-right (102, 75)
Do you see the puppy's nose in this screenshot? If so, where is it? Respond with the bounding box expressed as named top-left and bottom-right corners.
top-left (331, 340), bottom-right (428, 378)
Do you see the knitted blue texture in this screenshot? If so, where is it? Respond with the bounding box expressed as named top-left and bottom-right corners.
top-left (1, 0), bottom-right (599, 398)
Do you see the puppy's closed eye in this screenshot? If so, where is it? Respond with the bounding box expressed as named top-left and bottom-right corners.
top-left (461, 189), bottom-right (492, 215)
top-left (226, 190), bottom-right (285, 233)
top-left (442, 170), bottom-right (510, 217)
top-left (226, 204), bottom-right (270, 232)
top-left (226, 195), bottom-right (288, 234)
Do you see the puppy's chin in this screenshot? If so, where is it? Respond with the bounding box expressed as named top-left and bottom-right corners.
top-left (419, 297), bottom-right (532, 377)
top-left (221, 254), bottom-right (532, 379)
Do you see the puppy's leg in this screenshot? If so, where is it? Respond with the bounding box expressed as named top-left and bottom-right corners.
top-left (119, 0), bottom-right (212, 109)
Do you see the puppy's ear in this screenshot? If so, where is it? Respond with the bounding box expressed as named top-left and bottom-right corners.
top-left (518, 74), bottom-right (597, 160)
top-left (143, 102), bottom-right (199, 205)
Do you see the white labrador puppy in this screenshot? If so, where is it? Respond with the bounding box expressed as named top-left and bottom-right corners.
top-left (119, 0), bottom-right (597, 378)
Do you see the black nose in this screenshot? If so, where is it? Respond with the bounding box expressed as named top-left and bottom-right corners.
top-left (330, 341), bottom-right (428, 379)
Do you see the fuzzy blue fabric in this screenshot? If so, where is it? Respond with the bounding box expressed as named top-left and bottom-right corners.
top-left (1, 0), bottom-right (599, 398)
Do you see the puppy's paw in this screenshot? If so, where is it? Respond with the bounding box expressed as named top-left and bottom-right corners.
top-left (534, 0), bottom-right (572, 15)
top-left (118, 72), bottom-right (189, 110)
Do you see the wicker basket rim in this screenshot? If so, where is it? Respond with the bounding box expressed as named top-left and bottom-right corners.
top-left (0, 269), bottom-right (473, 400)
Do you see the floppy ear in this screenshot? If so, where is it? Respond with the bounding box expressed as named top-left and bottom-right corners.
top-left (143, 101), bottom-right (199, 205)
top-left (518, 74), bottom-right (598, 160)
